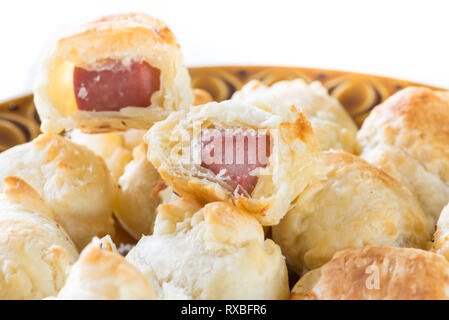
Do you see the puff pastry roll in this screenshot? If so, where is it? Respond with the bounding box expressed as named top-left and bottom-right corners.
top-left (126, 199), bottom-right (289, 300)
top-left (0, 134), bottom-right (116, 250)
top-left (291, 247), bottom-right (449, 300)
top-left (67, 129), bottom-right (145, 181)
top-left (114, 144), bottom-right (168, 239)
top-left (358, 87), bottom-right (449, 228)
top-left (272, 151), bottom-right (430, 274)
top-left (55, 236), bottom-right (157, 300)
top-left (431, 204), bottom-right (449, 260)
top-left (145, 99), bottom-right (323, 225)
top-left (232, 79), bottom-right (358, 153)
top-left (34, 13), bottom-right (193, 133)
top-left (0, 177), bottom-right (78, 300)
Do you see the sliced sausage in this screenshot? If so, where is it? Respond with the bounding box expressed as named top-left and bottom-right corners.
top-left (73, 61), bottom-right (160, 112)
top-left (201, 128), bottom-right (271, 196)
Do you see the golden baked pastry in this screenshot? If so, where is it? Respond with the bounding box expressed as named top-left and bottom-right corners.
top-left (67, 129), bottom-right (145, 181)
top-left (114, 144), bottom-right (167, 239)
top-left (34, 13), bottom-right (193, 133)
top-left (358, 87), bottom-right (449, 228)
top-left (55, 237), bottom-right (157, 300)
top-left (291, 247), bottom-right (449, 300)
top-left (0, 176), bottom-right (78, 300)
top-left (126, 199), bottom-right (289, 300)
top-left (272, 151), bottom-right (430, 274)
top-left (144, 99), bottom-right (324, 226)
top-left (0, 134), bottom-right (116, 250)
top-left (432, 203), bottom-right (449, 259)
top-left (232, 79), bottom-right (358, 153)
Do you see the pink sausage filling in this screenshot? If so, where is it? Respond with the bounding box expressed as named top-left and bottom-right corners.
top-left (201, 129), bottom-right (272, 196)
top-left (73, 61), bottom-right (160, 112)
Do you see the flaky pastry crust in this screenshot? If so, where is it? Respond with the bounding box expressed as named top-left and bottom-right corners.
top-left (272, 151), bottom-right (430, 274)
top-left (291, 247), bottom-right (449, 300)
top-left (34, 13), bottom-right (193, 133)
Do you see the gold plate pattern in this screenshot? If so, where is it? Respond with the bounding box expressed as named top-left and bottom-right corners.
top-left (0, 66), bottom-right (442, 152)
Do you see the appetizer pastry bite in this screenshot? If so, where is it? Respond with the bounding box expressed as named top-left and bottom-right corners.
top-left (232, 79), bottom-right (358, 153)
top-left (34, 13), bottom-right (193, 133)
top-left (55, 236), bottom-right (157, 300)
top-left (0, 177), bottom-right (78, 300)
top-left (126, 199), bottom-right (290, 300)
top-left (291, 247), bottom-right (449, 300)
top-left (272, 151), bottom-right (430, 274)
top-left (114, 144), bottom-right (168, 239)
top-left (358, 87), bottom-right (449, 228)
top-left (432, 203), bottom-right (449, 259)
top-left (145, 99), bottom-right (323, 226)
top-left (0, 134), bottom-right (116, 250)
top-left (67, 129), bottom-right (146, 181)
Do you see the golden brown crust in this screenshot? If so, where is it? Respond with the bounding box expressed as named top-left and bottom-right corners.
top-left (272, 151), bottom-right (430, 274)
top-left (59, 13), bottom-right (179, 65)
top-left (232, 79), bottom-right (358, 153)
top-left (127, 199), bottom-right (289, 299)
top-left (291, 247), bottom-right (449, 300)
top-left (145, 99), bottom-right (324, 226)
top-left (56, 239), bottom-right (157, 300)
top-left (358, 87), bottom-right (449, 227)
top-left (0, 183), bottom-right (78, 299)
top-left (34, 13), bottom-right (193, 133)
top-left (0, 134), bottom-right (116, 250)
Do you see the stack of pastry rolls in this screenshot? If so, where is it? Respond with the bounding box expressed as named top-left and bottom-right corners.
top-left (2, 12), bottom-right (449, 300)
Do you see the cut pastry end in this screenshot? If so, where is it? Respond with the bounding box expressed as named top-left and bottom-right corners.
top-left (34, 13), bottom-right (193, 133)
top-left (145, 99), bottom-right (324, 226)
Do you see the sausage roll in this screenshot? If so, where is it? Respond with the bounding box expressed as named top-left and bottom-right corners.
top-left (358, 87), bottom-right (449, 228)
top-left (0, 134), bottom-right (116, 250)
top-left (232, 79), bottom-right (358, 153)
top-left (67, 129), bottom-right (146, 181)
top-left (272, 151), bottom-right (430, 275)
top-left (144, 99), bottom-right (323, 226)
top-left (126, 199), bottom-right (289, 300)
top-left (55, 236), bottom-right (157, 300)
top-left (432, 203), bottom-right (449, 260)
top-left (0, 177), bottom-right (78, 300)
top-left (34, 13), bottom-right (193, 134)
top-left (114, 144), bottom-right (167, 239)
top-left (291, 247), bottom-right (449, 300)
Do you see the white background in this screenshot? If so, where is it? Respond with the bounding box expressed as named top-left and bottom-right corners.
top-left (0, 0), bottom-right (448, 102)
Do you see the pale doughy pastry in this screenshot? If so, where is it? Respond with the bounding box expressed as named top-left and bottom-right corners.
top-left (291, 247), bottom-right (449, 300)
top-left (0, 134), bottom-right (116, 250)
top-left (114, 144), bottom-right (168, 239)
top-left (432, 204), bottom-right (449, 259)
top-left (55, 236), bottom-right (157, 300)
top-left (0, 176), bottom-right (78, 300)
top-left (67, 129), bottom-right (145, 181)
top-left (126, 199), bottom-right (289, 300)
top-left (145, 99), bottom-right (324, 226)
top-left (34, 13), bottom-right (193, 133)
top-left (272, 151), bottom-right (430, 274)
top-left (358, 87), bottom-right (449, 228)
top-left (232, 79), bottom-right (358, 153)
